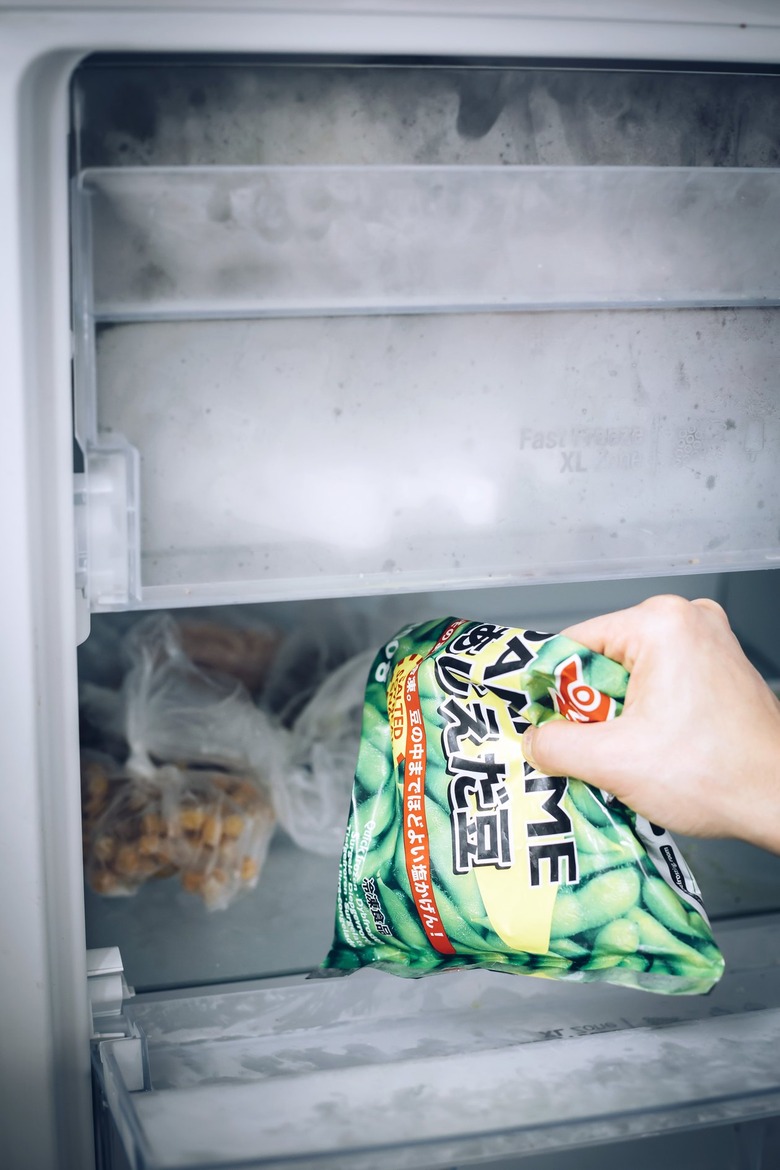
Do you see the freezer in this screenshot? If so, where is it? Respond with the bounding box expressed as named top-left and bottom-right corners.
top-left (3, 5), bottom-right (780, 1170)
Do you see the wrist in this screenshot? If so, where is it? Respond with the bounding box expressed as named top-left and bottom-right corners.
top-left (728, 705), bottom-right (780, 855)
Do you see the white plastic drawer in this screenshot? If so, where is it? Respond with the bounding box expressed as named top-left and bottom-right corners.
top-left (92, 913), bottom-right (780, 1170)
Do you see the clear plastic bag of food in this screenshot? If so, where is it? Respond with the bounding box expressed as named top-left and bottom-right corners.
top-left (83, 759), bottom-right (275, 910)
top-left (82, 613), bottom-right (282, 909)
top-left (262, 602), bottom-right (372, 726)
top-left (174, 612), bottom-right (281, 696)
top-left (81, 750), bottom-right (127, 857)
top-left (275, 650), bottom-right (376, 856)
top-left (121, 613), bottom-right (282, 782)
top-left (321, 618), bottom-right (725, 995)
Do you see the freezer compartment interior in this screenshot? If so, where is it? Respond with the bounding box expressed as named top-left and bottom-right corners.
top-left (73, 55), bottom-right (780, 1170)
top-left (92, 914), bottom-right (780, 1170)
top-left (80, 571), bottom-right (780, 992)
top-left (79, 574), bottom-right (780, 1170)
top-left (70, 59), bottom-right (780, 612)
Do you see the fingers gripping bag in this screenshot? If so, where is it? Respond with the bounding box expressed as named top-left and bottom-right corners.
top-left (321, 618), bottom-right (724, 995)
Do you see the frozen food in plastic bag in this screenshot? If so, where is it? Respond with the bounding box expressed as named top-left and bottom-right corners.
top-left (83, 759), bottom-right (275, 910)
top-left (81, 750), bottom-right (125, 855)
top-left (321, 617), bottom-right (725, 995)
top-left (81, 614), bottom-right (282, 909)
top-left (122, 613), bottom-right (282, 781)
top-left (275, 650), bottom-right (376, 856)
top-left (176, 616), bottom-right (280, 695)
top-left (78, 681), bottom-right (126, 760)
top-left (262, 604), bottom-right (372, 726)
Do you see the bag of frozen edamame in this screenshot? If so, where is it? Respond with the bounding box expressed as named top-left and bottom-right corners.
top-left (321, 617), bottom-right (725, 995)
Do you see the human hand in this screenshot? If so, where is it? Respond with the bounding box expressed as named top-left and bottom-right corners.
top-left (522, 595), bottom-right (780, 855)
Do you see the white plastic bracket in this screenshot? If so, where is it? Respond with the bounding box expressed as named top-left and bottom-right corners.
top-left (87, 946), bottom-right (134, 1033)
top-left (73, 437), bottom-right (141, 639)
top-left (88, 947), bottom-right (148, 1093)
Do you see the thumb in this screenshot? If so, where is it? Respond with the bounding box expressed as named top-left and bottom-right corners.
top-left (523, 718), bottom-right (631, 795)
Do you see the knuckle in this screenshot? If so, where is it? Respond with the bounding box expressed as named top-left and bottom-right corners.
top-left (638, 593), bottom-right (730, 640)
top-left (639, 593), bottom-right (692, 628)
top-left (691, 597), bottom-right (728, 621)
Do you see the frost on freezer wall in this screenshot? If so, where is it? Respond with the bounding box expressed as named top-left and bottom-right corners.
top-left (74, 64), bottom-right (780, 171)
top-left (93, 309), bottom-right (780, 591)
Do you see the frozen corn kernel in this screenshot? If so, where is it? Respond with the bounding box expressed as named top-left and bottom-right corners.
top-left (114, 844), bottom-right (140, 875)
top-left (83, 761), bottom-right (109, 797)
top-left (138, 834), bottom-right (162, 858)
top-left (202, 813), bottom-right (222, 849)
top-left (180, 870), bottom-right (204, 894)
top-left (201, 869), bottom-right (229, 907)
top-left (90, 869), bottom-right (121, 895)
top-left (221, 813), bottom-right (245, 840)
top-left (180, 807), bottom-right (206, 833)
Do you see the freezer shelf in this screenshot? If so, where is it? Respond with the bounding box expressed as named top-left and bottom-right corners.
top-left (77, 165), bottom-right (780, 317)
top-left (73, 309), bottom-right (780, 611)
top-left (94, 912), bottom-right (780, 1170)
top-left (78, 581), bottom-right (780, 996)
top-left (83, 826), bottom-right (780, 996)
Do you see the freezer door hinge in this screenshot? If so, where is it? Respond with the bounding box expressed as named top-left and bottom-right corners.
top-left (87, 947), bottom-right (148, 1092)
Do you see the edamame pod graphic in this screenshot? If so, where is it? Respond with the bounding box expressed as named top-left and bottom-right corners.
top-left (575, 852), bottom-right (634, 883)
top-left (567, 777), bottom-right (614, 829)
top-left (593, 917), bottom-right (641, 957)
top-left (364, 821), bottom-right (402, 880)
top-left (376, 883), bottom-right (430, 952)
top-left (549, 887), bottom-right (586, 938)
top-left (566, 796), bottom-right (627, 858)
top-left (353, 737), bottom-right (392, 799)
top-left (551, 867), bottom-right (640, 937)
top-left (628, 906), bottom-right (722, 975)
top-left (615, 953), bottom-right (650, 973)
top-left (641, 874), bottom-right (709, 941)
top-left (548, 936), bottom-right (590, 960)
top-left (431, 881), bottom-right (498, 953)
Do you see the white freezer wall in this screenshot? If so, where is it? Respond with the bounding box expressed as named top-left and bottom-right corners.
top-left (3, 5), bottom-right (780, 1170)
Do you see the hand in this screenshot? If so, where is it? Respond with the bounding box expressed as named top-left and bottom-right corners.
top-left (522, 595), bottom-right (780, 855)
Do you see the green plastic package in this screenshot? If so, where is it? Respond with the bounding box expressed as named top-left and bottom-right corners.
top-left (321, 617), bottom-right (725, 995)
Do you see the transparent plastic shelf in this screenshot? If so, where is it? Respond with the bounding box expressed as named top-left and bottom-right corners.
top-left (77, 165), bottom-right (780, 319)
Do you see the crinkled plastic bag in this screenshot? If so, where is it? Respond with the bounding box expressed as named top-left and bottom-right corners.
top-left (81, 614), bottom-right (282, 909)
top-left (82, 754), bottom-right (275, 910)
top-left (322, 618), bottom-right (725, 995)
top-left (276, 650), bottom-right (376, 856)
top-left (122, 614), bottom-right (281, 779)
